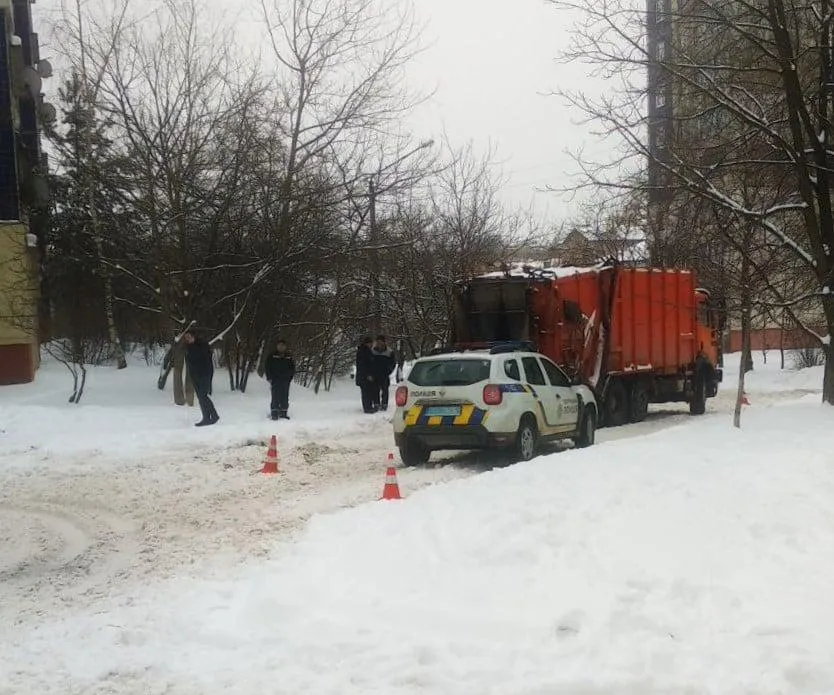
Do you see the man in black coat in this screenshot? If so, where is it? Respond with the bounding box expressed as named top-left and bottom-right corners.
top-left (355, 335), bottom-right (377, 413)
top-left (264, 339), bottom-right (295, 420)
top-left (371, 334), bottom-right (396, 410)
top-left (183, 329), bottom-right (219, 427)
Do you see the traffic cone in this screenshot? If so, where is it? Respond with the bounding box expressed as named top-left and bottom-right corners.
top-left (381, 454), bottom-right (402, 500)
top-left (742, 392), bottom-right (751, 406)
top-left (260, 435), bottom-right (280, 474)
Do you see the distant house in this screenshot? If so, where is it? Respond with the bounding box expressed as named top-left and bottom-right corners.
top-left (550, 229), bottom-right (647, 267)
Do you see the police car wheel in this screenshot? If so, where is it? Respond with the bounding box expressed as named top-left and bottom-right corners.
top-left (400, 441), bottom-right (430, 467)
top-left (514, 417), bottom-right (538, 462)
top-left (576, 408), bottom-right (596, 448)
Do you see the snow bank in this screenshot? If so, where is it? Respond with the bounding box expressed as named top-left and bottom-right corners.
top-left (476, 261), bottom-right (608, 279)
top-left (722, 350), bottom-right (824, 394)
top-left (0, 355), bottom-right (373, 467)
top-left (4, 401), bottom-right (834, 694)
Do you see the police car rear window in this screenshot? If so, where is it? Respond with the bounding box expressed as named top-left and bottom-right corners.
top-left (409, 359), bottom-right (491, 386)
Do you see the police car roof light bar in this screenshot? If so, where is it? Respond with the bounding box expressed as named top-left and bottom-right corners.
top-left (488, 341), bottom-right (535, 354)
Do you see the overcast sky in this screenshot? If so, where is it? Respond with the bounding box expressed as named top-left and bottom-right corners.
top-left (407, 0), bottom-right (609, 226)
top-left (33, 0), bottom-right (612, 229)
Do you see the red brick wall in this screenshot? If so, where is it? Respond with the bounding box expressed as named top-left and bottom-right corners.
top-left (726, 328), bottom-right (824, 353)
top-left (0, 343), bottom-right (36, 384)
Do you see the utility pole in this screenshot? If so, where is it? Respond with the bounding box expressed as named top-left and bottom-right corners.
top-left (369, 175), bottom-right (381, 334)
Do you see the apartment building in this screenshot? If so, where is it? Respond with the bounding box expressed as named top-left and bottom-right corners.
top-left (645, 0), bottom-right (675, 206)
top-left (0, 0), bottom-right (51, 384)
top-left (644, 0), bottom-right (827, 352)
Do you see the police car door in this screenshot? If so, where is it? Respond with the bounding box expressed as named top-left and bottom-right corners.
top-left (519, 356), bottom-right (561, 432)
top-left (539, 356), bottom-right (580, 428)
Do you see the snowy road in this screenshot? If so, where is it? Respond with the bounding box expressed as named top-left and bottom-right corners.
top-left (1, 412), bottom-right (686, 627)
top-left (0, 398), bottom-right (704, 627)
top-left (0, 356), bottom-right (831, 695)
top-left (0, 356), bottom-right (815, 632)
top-left (0, 425), bottom-right (470, 625)
top-left (0, 411), bottom-right (469, 623)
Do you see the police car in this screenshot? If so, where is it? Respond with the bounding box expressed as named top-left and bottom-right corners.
top-left (392, 343), bottom-right (598, 466)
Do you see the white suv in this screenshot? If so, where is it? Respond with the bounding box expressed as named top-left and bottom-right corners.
top-left (392, 345), bottom-right (598, 466)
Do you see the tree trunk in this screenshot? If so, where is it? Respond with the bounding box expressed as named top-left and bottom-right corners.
top-left (96, 236), bottom-right (127, 370)
top-left (823, 302), bottom-right (834, 404)
top-left (158, 357), bottom-right (172, 390)
top-left (779, 310), bottom-right (785, 370)
top-left (75, 8), bottom-right (127, 370)
top-left (69, 363), bottom-right (80, 403)
top-left (76, 363), bottom-right (88, 404)
top-left (733, 314), bottom-right (752, 428)
top-left (734, 242), bottom-right (753, 429)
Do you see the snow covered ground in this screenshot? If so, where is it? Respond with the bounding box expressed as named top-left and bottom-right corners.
top-left (0, 355), bottom-right (478, 626)
top-left (1, 350), bottom-right (831, 694)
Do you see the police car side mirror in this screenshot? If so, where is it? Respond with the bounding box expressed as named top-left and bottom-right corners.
top-left (571, 373), bottom-right (582, 386)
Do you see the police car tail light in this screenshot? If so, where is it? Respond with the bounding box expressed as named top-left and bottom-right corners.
top-left (482, 384), bottom-right (503, 405)
top-left (395, 385), bottom-right (408, 407)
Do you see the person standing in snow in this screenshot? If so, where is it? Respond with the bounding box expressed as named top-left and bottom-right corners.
top-left (355, 335), bottom-right (377, 413)
top-left (183, 328), bottom-right (219, 427)
top-left (264, 339), bottom-right (295, 420)
top-left (371, 334), bottom-right (396, 411)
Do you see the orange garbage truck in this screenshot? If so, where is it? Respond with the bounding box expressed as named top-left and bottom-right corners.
top-left (449, 261), bottom-right (723, 426)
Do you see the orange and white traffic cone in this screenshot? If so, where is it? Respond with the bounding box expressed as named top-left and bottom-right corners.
top-left (742, 392), bottom-right (751, 406)
top-left (381, 454), bottom-right (402, 500)
top-left (260, 435), bottom-right (280, 474)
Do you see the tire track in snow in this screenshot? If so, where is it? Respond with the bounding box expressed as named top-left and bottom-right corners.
top-left (0, 500), bottom-right (141, 622)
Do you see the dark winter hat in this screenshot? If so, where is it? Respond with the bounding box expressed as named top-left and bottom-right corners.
top-left (362, 335), bottom-right (373, 345)
top-left (376, 334), bottom-right (386, 341)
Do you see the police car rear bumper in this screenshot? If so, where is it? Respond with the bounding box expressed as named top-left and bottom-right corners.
top-left (395, 425), bottom-right (517, 450)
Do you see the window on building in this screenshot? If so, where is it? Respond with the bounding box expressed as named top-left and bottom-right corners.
top-left (655, 124), bottom-right (666, 149)
top-left (656, 41), bottom-right (666, 61)
top-left (655, 90), bottom-right (666, 109)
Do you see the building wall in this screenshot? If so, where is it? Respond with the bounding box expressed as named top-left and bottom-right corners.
top-left (0, 221), bottom-right (38, 383)
top-left (725, 328), bottom-right (823, 353)
top-left (0, 0), bottom-right (48, 386)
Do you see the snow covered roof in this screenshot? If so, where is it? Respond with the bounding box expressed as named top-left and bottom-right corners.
top-left (475, 260), bottom-right (612, 280)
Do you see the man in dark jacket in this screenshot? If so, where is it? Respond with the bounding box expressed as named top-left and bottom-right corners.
top-left (183, 329), bottom-right (219, 427)
top-left (264, 339), bottom-right (295, 420)
top-left (355, 335), bottom-right (376, 413)
top-left (371, 335), bottom-right (396, 410)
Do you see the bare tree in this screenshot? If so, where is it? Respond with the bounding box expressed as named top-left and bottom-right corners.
top-left (37, 0), bottom-right (529, 397)
top-left (50, 0), bottom-right (132, 368)
top-left (256, 0), bottom-right (425, 268)
top-left (550, 0), bottom-right (834, 404)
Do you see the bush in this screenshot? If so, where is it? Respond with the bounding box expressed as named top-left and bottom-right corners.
top-left (791, 346), bottom-right (826, 370)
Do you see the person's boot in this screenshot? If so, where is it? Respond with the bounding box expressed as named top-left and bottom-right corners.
top-left (280, 410), bottom-right (290, 420)
top-left (195, 419), bottom-right (209, 427)
top-left (270, 410), bottom-right (279, 421)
